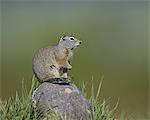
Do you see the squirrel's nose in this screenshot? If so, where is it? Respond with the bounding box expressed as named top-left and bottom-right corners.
top-left (79, 41), bottom-right (82, 44)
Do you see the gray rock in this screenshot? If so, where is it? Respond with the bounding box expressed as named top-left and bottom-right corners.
top-left (32, 82), bottom-right (91, 120)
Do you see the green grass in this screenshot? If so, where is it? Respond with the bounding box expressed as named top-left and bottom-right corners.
top-left (0, 76), bottom-right (118, 120)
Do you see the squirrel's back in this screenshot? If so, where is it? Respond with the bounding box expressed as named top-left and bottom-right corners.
top-left (32, 45), bottom-right (58, 82)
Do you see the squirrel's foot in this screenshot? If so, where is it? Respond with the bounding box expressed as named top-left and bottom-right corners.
top-left (44, 77), bottom-right (71, 85)
top-left (61, 73), bottom-right (68, 78)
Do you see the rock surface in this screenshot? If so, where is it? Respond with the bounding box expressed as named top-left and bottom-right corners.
top-left (32, 82), bottom-right (91, 120)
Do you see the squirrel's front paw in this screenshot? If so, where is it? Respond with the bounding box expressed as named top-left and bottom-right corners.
top-left (67, 64), bottom-right (72, 70)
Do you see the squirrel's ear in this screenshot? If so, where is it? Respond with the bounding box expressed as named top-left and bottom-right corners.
top-left (62, 35), bottom-right (66, 41)
top-left (62, 35), bottom-right (66, 38)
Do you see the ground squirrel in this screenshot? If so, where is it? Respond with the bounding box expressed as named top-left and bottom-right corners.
top-left (32, 35), bottom-right (82, 84)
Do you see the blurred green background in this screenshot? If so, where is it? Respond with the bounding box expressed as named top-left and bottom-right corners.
top-left (0, 0), bottom-right (149, 119)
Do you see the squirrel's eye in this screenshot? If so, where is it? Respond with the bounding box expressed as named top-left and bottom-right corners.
top-left (70, 38), bottom-right (74, 40)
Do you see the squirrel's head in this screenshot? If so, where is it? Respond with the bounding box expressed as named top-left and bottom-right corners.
top-left (59, 35), bottom-right (82, 50)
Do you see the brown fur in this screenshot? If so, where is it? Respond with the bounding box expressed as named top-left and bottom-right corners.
top-left (32, 36), bottom-right (81, 82)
